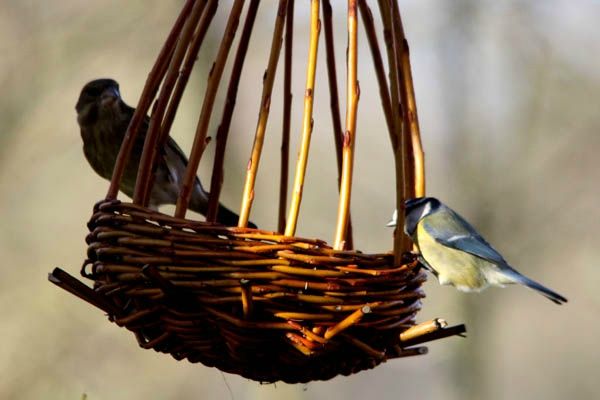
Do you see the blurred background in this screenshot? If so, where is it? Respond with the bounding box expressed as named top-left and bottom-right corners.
top-left (1, 0), bottom-right (598, 399)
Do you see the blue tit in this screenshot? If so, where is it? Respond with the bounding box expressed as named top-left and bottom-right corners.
top-left (388, 197), bottom-right (567, 304)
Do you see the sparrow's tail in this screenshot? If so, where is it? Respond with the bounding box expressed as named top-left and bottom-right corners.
top-left (215, 204), bottom-right (257, 229)
top-left (505, 267), bottom-right (568, 305)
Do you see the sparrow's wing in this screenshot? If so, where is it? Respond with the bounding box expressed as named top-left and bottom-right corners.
top-left (162, 137), bottom-right (187, 185)
top-left (421, 207), bottom-right (508, 265)
top-left (131, 113), bottom-right (186, 187)
top-left (162, 136), bottom-right (205, 192)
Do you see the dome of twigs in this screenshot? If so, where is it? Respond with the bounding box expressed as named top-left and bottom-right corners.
top-left (50, 0), bottom-right (465, 383)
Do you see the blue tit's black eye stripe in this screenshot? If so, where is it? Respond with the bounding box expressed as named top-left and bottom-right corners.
top-left (405, 197), bottom-right (433, 213)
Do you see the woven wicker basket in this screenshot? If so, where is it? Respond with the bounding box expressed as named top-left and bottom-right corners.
top-left (50, 0), bottom-right (465, 383)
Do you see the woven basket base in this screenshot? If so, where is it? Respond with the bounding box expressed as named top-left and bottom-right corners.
top-left (49, 201), bottom-right (466, 383)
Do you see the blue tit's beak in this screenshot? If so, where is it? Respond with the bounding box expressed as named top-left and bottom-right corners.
top-left (100, 87), bottom-right (120, 106)
top-left (386, 209), bottom-right (397, 227)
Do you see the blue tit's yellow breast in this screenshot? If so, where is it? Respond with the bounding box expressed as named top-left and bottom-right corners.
top-left (416, 220), bottom-right (489, 291)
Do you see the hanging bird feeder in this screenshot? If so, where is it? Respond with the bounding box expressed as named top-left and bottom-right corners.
top-left (50, 0), bottom-right (465, 383)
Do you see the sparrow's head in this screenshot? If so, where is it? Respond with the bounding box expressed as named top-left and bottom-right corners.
top-left (76, 79), bottom-right (122, 126)
top-left (404, 197), bottom-right (441, 236)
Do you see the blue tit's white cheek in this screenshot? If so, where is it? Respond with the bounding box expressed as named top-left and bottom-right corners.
top-left (420, 203), bottom-right (431, 220)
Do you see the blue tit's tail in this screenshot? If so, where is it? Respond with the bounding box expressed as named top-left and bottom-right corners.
top-left (503, 266), bottom-right (567, 305)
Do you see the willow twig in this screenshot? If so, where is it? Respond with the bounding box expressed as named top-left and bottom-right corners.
top-left (322, 0), bottom-right (343, 176)
top-left (376, 0), bottom-right (399, 150)
top-left (175, 0), bottom-right (246, 218)
top-left (240, 279), bottom-right (253, 319)
top-left (107, 0), bottom-right (195, 200)
top-left (323, 0), bottom-right (354, 249)
top-left (377, 0), bottom-right (409, 261)
top-left (274, 312), bottom-right (333, 321)
top-left (333, 0), bottom-right (359, 250)
top-left (286, 334), bottom-right (315, 355)
top-left (399, 324), bottom-right (467, 348)
top-left (278, 0), bottom-right (295, 233)
top-left (324, 303), bottom-right (378, 339)
top-left (134, 0), bottom-right (209, 206)
top-left (358, 0), bottom-right (394, 139)
top-left (399, 318), bottom-right (447, 342)
top-left (48, 268), bottom-right (121, 316)
top-left (161, 0), bottom-right (218, 148)
top-left (391, 1), bottom-right (425, 197)
top-left (284, 0), bottom-right (321, 237)
top-left (341, 333), bottom-right (386, 359)
top-left (206, 0), bottom-right (262, 222)
top-left (388, 0), bottom-right (414, 203)
top-left (238, 0), bottom-right (289, 227)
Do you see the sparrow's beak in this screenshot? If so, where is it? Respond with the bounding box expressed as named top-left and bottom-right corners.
top-left (100, 87), bottom-right (120, 106)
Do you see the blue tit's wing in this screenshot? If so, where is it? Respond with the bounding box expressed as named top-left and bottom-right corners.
top-left (421, 207), bottom-right (508, 265)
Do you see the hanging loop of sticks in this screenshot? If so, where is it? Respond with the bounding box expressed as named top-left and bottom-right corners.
top-left (106, 0), bottom-right (424, 258)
